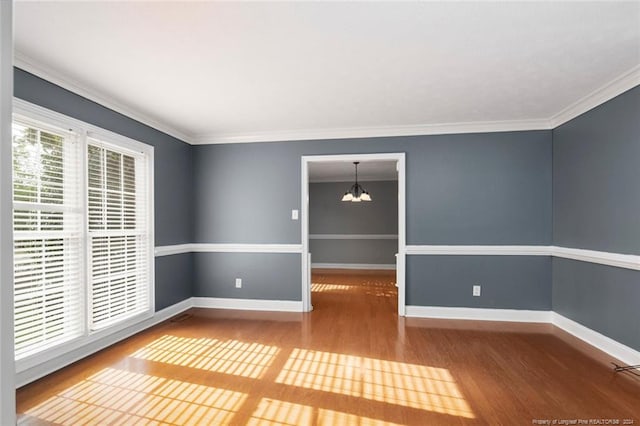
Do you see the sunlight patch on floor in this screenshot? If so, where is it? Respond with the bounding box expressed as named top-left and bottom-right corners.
top-left (248, 398), bottom-right (403, 426)
top-left (275, 348), bottom-right (475, 419)
top-left (311, 282), bottom-right (396, 298)
top-left (131, 335), bottom-right (279, 379)
top-left (311, 282), bottom-right (354, 292)
top-left (22, 368), bottom-right (247, 425)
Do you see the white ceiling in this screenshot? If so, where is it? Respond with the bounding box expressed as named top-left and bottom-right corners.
top-left (309, 160), bottom-right (397, 183)
top-left (14, 1), bottom-right (640, 144)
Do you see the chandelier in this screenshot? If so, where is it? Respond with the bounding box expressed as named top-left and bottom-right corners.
top-left (341, 162), bottom-right (372, 202)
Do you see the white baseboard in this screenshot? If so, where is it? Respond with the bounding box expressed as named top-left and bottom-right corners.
top-left (17, 296), bottom-right (301, 387)
top-left (16, 298), bottom-right (193, 388)
top-left (405, 306), bottom-right (640, 365)
top-left (551, 312), bottom-right (640, 367)
top-left (16, 298), bottom-right (640, 388)
top-left (192, 297), bottom-right (303, 312)
top-left (311, 263), bottom-right (396, 270)
top-left (405, 306), bottom-right (552, 323)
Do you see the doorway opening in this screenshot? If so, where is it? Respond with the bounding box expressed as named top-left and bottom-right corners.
top-left (301, 153), bottom-right (406, 315)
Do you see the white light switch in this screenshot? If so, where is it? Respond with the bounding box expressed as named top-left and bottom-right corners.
top-left (291, 209), bottom-right (299, 220)
top-left (473, 285), bottom-right (481, 297)
top-left (235, 278), bottom-right (242, 288)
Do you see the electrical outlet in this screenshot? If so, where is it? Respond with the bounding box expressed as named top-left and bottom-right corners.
top-left (291, 209), bottom-right (299, 220)
top-left (235, 278), bottom-right (242, 289)
top-left (473, 285), bottom-right (481, 297)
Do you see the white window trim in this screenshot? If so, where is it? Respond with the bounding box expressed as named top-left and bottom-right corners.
top-left (12, 98), bottom-right (155, 374)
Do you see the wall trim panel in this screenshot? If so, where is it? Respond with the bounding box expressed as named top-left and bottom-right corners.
top-left (155, 244), bottom-right (193, 256)
top-left (550, 246), bottom-right (640, 271)
top-left (17, 298), bottom-right (640, 388)
top-left (406, 307), bottom-right (640, 365)
top-left (310, 234), bottom-right (398, 240)
top-left (192, 297), bottom-right (303, 312)
top-left (551, 312), bottom-right (640, 367)
top-left (191, 243), bottom-right (303, 254)
top-left (155, 243), bottom-right (303, 256)
top-left (405, 306), bottom-right (552, 323)
top-left (405, 245), bottom-right (550, 256)
top-left (405, 245), bottom-right (640, 270)
top-left (312, 263), bottom-right (396, 270)
top-left (156, 243), bottom-right (640, 270)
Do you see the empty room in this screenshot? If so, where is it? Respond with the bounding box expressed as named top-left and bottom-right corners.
top-left (0, 1), bottom-right (639, 425)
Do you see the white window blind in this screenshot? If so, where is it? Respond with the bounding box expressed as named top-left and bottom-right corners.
top-left (12, 118), bottom-right (83, 359)
top-left (12, 102), bottom-right (154, 365)
top-left (87, 139), bottom-right (151, 331)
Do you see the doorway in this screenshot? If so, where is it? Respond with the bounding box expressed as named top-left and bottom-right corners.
top-left (301, 153), bottom-right (406, 315)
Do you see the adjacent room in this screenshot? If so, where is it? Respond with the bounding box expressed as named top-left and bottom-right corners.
top-left (308, 158), bottom-right (399, 313)
top-left (0, 1), bottom-right (639, 424)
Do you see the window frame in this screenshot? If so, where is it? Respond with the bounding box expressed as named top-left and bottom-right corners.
top-left (13, 98), bottom-right (155, 374)
top-left (12, 114), bottom-right (85, 360)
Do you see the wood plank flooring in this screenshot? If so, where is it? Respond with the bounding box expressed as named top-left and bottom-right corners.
top-left (17, 271), bottom-right (640, 425)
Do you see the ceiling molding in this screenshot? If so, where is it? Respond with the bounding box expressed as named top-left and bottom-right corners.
top-left (14, 52), bottom-right (639, 146)
top-left (13, 51), bottom-right (196, 144)
top-left (549, 64), bottom-right (640, 128)
top-left (192, 119), bottom-right (552, 145)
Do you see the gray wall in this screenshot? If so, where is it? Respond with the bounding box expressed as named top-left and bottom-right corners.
top-left (193, 253), bottom-right (301, 300)
top-left (408, 255), bottom-right (551, 310)
top-left (310, 239), bottom-right (398, 265)
top-left (193, 131), bottom-right (552, 308)
top-left (310, 180), bottom-right (397, 265)
top-left (14, 68), bottom-right (194, 311)
top-left (553, 85), bottom-right (640, 255)
top-left (553, 258), bottom-right (640, 351)
top-left (552, 85), bottom-right (640, 351)
top-left (16, 64), bottom-right (639, 352)
top-left (194, 131), bottom-right (552, 245)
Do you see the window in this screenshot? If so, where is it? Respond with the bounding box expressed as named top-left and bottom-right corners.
top-left (12, 102), bottom-right (154, 363)
top-left (87, 139), bottom-right (151, 330)
top-left (12, 119), bottom-right (82, 359)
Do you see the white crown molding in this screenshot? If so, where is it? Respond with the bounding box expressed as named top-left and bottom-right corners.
top-left (14, 51), bottom-right (195, 144)
top-left (192, 297), bottom-right (303, 312)
top-left (192, 118), bottom-right (551, 145)
top-left (310, 234), bottom-right (398, 240)
top-left (552, 312), bottom-right (640, 367)
top-left (405, 245), bottom-right (551, 256)
top-left (405, 306), bottom-right (552, 323)
top-left (311, 263), bottom-right (396, 270)
top-left (550, 246), bottom-right (640, 271)
top-left (549, 64), bottom-right (640, 128)
top-left (194, 65), bottom-right (639, 144)
top-left (14, 53), bottom-right (640, 145)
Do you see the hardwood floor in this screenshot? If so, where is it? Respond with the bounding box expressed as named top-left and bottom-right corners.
top-left (17, 271), bottom-right (640, 425)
